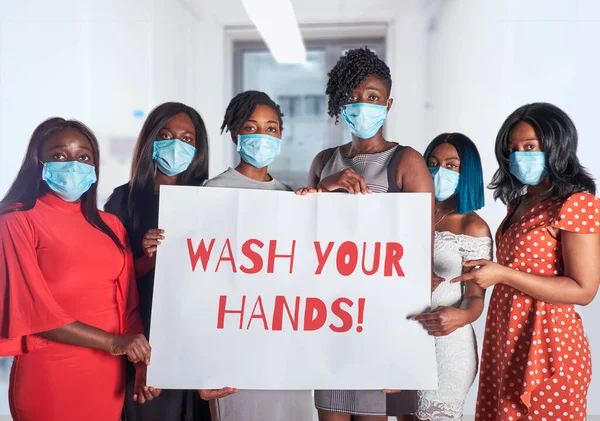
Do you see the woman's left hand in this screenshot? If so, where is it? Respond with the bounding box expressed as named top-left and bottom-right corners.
top-left (295, 187), bottom-right (320, 195)
top-left (450, 259), bottom-right (510, 289)
top-left (133, 363), bottom-right (161, 404)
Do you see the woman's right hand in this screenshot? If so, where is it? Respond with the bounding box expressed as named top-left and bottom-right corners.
top-left (108, 334), bottom-right (151, 365)
top-left (317, 168), bottom-right (371, 194)
top-left (142, 229), bottom-right (165, 258)
top-left (198, 388), bottom-right (240, 400)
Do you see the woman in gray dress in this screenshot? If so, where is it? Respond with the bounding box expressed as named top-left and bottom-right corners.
top-left (199, 90), bottom-right (314, 421)
top-left (297, 48), bottom-right (434, 420)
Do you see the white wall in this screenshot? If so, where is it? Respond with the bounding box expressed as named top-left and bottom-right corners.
top-left (0, 0), bottom-right (226, 205)
top-left (426, 0), bottom-right (600, 416)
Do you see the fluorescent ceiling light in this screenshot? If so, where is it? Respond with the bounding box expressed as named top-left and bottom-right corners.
top-left (241, 0), bottom-right (307, 64)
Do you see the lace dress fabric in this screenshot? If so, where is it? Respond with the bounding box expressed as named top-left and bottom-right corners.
top-left (416, 231), bottom-right (492, 421)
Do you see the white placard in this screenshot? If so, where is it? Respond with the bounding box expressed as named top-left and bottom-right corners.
top-left (147, 185), bottom-right (437, 390)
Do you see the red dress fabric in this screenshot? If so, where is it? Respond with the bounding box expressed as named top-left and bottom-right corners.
top-left (476, 192), bottom-right (599, 421)
top-left (0, 193), bottom-right (144, 421)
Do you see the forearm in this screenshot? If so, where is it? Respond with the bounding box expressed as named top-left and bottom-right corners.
top-left (37, 321), bottom-right (113, 352)
top-left (135, 255), bottom-right (155, 278)
top-left (504, 270), bottom-right (593, 305)
top-left (458, 296), bottom-right (484, 325)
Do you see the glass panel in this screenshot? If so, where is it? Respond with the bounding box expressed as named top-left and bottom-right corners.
top-left (241, 49), bottom-right (328, 189)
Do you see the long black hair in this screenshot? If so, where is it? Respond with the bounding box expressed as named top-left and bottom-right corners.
top-left (326, 47), bottom-right (392, 123)
top-left (424, 133), bottom-right (485, 214)
top-left (490, 102), bottom-right (595, 205)
top-left (0, 117), bottom-right (124, 250)
top-left (220, 90), bottom-right (284, 135)
top-left (128, 102), bottom-right (209, 234)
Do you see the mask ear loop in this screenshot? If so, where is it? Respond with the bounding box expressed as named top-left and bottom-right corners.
top-left (38, 160), bottom-right (46, 180)
top-left (149, 140), bottom-right (158, 177)
top-left (37, 161), bottom-right (47, 194)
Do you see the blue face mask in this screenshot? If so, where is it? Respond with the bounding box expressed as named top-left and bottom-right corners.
top-left (429, 166), bottom-right (460, 202)
top-left (152, 139), bottom-right (196, 176)
top-left (341, 103), bottom-right (388, 139)
top-left (41, 161), bottom-right (97, 202)
top-left (237, 134), bottom-right (281, 168)
top-left (508, 152), bottom-right (547, 186)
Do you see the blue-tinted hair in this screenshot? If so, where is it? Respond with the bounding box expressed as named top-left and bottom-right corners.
top-left (424, 133), bottom-right (485, 214)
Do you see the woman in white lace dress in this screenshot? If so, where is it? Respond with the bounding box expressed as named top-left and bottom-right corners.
top-left (388, 133), bottom-right (492, 421)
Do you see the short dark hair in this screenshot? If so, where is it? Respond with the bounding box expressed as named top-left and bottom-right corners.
top-left (326, 47), bottom-right (392, 123)
top-left (221, 90), bottom-right (284, 135)
top-left (489, 102), bottom-right (596, 205)
top-left (424, 133), bottom-right (485, 214)
top-left (0, 117), bottom-right (124, 250)
top-left (128, 102), bottom-right (209, 233)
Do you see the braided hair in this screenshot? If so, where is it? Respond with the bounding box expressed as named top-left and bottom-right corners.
top-left (221, 90), bottom-right (284, 135)
top-left (326, 47), bottom-right (392, 123)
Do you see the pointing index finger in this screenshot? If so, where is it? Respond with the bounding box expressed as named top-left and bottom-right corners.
top-left (412, 312), bottom-right (438, 321)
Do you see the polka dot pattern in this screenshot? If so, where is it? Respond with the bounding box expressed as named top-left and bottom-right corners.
top-left (475, 193), bottom-right (598, 421)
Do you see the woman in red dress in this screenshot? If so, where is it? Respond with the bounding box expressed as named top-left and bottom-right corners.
top-left (452, 103), bottom-right (600, 421)
top-left (0, 118), bottom-right (155, 421)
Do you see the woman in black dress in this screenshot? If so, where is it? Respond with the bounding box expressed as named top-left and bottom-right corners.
top-left (105, 102), bottom-right (210, 421)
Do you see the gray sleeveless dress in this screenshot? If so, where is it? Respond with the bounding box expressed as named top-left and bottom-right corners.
top-left (313, 143), bottom-right (417, 416)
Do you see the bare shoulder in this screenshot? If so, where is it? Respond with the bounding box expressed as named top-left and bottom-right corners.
top-left (312, 148), bottom-right (328, 164)
top-left (394, 145), bottom-right (432, 193)
top-left (396, 146), bottom-right (429, 176)
top-left (398, 146), bottom-right (424, 165)
top-left (462, 212), bottom-right (492, 238)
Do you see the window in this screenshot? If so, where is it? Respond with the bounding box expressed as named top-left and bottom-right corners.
top-left (234, 38), bottom-right (385, 189)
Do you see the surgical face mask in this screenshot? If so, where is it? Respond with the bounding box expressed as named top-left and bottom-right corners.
top-left (341, 103), bottom-right (387, 139)
top-left (429, 166), bottom-right (460, 202)
top-left (237, 134), bottom-right (281, 168)
top-left (508, 152), bottom-right (547, 186)
top-left (41, 161), bottom-right (97, 202)
top-left (152, 139), bottom-right (196, 176)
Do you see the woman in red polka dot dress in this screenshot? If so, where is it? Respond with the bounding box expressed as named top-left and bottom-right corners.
top-left (451, 103), bottom-right (600, 421)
